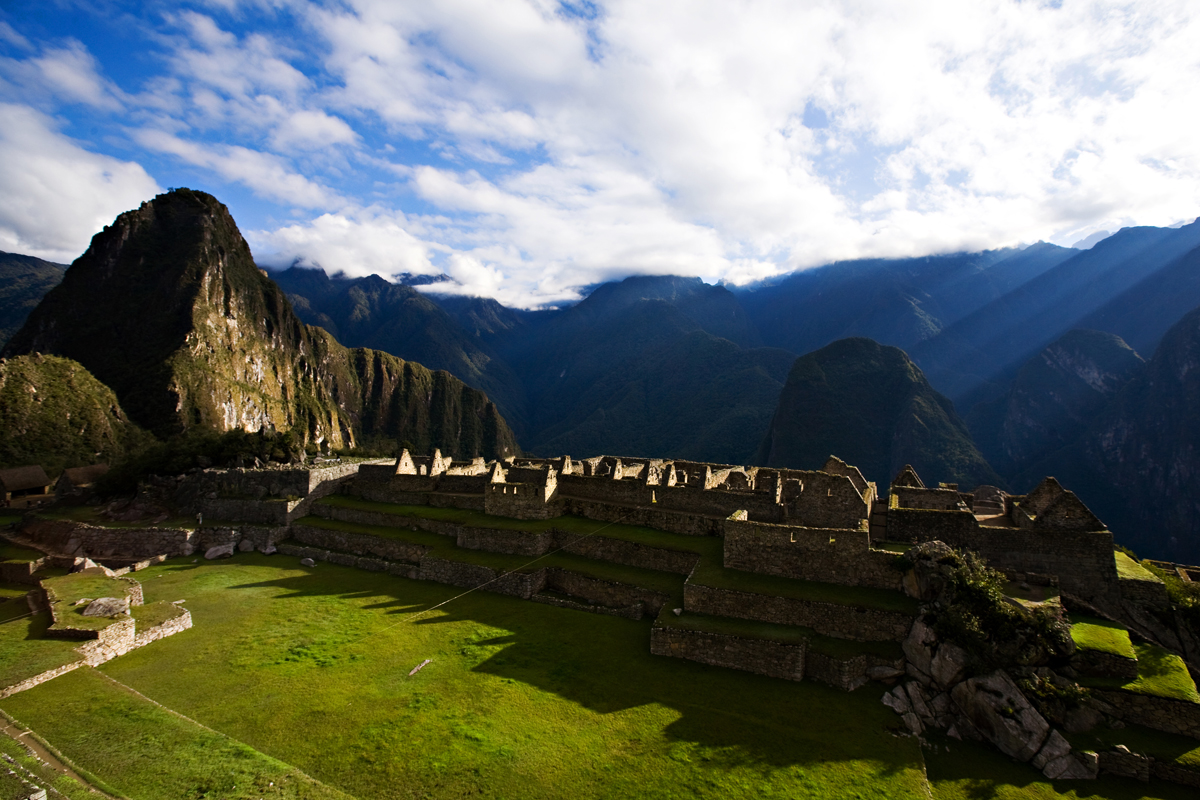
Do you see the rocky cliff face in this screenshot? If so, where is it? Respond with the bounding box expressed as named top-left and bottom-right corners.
top-left (0, 353), bottom-right (151, 475)
top-left (2, 189), bottom-right (517, 460)
top-left (1080, 306), bottom-right (1200, 561)
top-left (755, 338), bottom-right (999, 488)
top-left (974, 330), bottom-right (1143, 474)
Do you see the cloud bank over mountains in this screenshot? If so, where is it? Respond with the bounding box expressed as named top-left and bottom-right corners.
top-left (1, 1), bottom-right (1199, 306)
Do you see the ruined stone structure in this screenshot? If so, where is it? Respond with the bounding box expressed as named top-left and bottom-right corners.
top-left (10, 448), bottom-right (1200, 787)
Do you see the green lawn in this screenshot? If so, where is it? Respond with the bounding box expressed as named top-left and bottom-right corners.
top-left (2, 668), bottom-right (353, 800)
top-left (0, 555), bottom-right (1192, 798)
top-left (0, 542), bottom-right (43, 562)
top-left (42, 572), bottom-right (134, 632)
top-left (131, 599), bottom-right (187, 629)
top-left (1083, 643), bottom-right (1200, 702)
top-left (0, 610), bottom-right (81, 688)
top-left (0, 515), bottom-right (21, 528)
top-left (1070, 614), bottom-right (1135, 659)
top-left (688, 557), bottom-right (919, 615)
top-left (16, 555), bottom-right (932, 800)
top-left (1114, 551), bottom-right (1161, 583)
top-left (297, 515), bottom-right (687, 599)
top-left (0, 727), bottom-right (102, 800)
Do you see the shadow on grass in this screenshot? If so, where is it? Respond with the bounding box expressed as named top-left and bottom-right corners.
top-left (218, 557), bottom-right (917, 779)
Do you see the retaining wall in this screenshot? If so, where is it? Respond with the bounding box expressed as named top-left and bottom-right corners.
top-left (1095, 689), bottom-right (1200, 740)
top-left (291, 523), bottom-right (429, 563)
top-left (684, 583), bottom-right (913, 642)
top-left (722, 521), bottom-right (901, 590)
top-left (650, 626), bottom-right (806, 681)
top-left (22, 519), bottom-right (196, 559)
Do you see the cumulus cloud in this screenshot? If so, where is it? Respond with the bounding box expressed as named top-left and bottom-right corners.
top-left (4, 1), bottom-right (1200, 305)
top-left (134, 128), bottom-right (341, 208)
top-left (0, 103), bottom-right (160, 261)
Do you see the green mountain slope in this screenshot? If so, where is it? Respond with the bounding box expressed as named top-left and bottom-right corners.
top-left (968, 329), bottom-right (1143, 476)
top-left (0, 252), bottom-right (65, 351)
top-left (755, 338), bottom-right (1000, 488)
top-left (0, 353), bottom-right (152, 475)
top-left (2, 189), bottom-right (517, 460)
top-left (272, 268), bottom-right (529, 435)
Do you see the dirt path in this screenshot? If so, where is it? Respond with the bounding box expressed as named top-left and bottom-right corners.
top-left (0, 715), bottom-right (117, 798)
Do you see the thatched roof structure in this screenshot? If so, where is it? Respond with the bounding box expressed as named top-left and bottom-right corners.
top-left (0, 465), bottom-right (50, 493)
top-left (58, 464), bottom-right (109, 488)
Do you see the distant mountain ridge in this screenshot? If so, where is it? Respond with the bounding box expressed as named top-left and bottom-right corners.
top-left (0, 251), bottom-right (65, 351)
top-left (756, 338), bottom-right (1000, 489)
top-left (2, 189), bottom-right (517, 460)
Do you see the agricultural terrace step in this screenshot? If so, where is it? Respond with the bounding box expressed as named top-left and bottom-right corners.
top-left (291, 516), bottom-right (685, 600)
top-left (314, 496), bottom-right (714, 571)
top-left (684, 561), bottom-right (917, 643)
top-left (277, 540), bottom-right (671, 619)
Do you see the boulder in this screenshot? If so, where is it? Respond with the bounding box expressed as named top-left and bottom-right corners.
top-left (903, 619), bottom-right (937, 676)
top-left (930, 642), bottom-right (969, 689)
top-left (904, 682), bottom-right (934, 723)
top-left (259, 544), bottom-right (278, 555)
top-left (82, 597), bottom-right (129, 617)
top-left (1032, 729), bottom-right (1071, 771)
top-left (882, 686), bottom-right (910, 714)
top-left (901, 712), bottom-right (924, 735)
top-left (1044, 750), bottom-right (1099, 780)
top-left (300, 558), bottom-right (316, 567)
top-left (204, 543), bottom-right (235, 560)
top-left (951, 671), bottom-right (1050, 762)
top-left (237, 539), bottom-right (254, 552)
top-left (868, 665), bottom-right (905, 681)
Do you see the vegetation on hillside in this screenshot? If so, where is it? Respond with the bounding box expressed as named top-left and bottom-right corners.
top-left (0, 251), bottom-right (64, 351)
top-left (0, 353), bottom-right (152, 476)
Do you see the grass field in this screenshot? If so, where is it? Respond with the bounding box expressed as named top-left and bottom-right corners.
top-left (1070, 614), bottom-right (1136, 659)
top-left (1082, 642), bottom-right (1200, 702)
top-left (1114, 552), bottom-right (1161, 583)
top-left (0, 555), bottom-right (1194, 799)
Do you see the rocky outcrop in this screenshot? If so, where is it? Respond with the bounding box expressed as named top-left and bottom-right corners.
top-left (3, 189), bottom-right (518, 460)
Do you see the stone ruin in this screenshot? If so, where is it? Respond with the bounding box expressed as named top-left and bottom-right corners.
top-left (7, 449), bottom-right (1200, 788)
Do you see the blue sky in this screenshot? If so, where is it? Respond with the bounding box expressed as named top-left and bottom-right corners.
top-left (2, 0), bottom-right (1199, 307)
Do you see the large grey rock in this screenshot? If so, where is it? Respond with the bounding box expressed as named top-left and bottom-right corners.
top-left (237, 539), bottom-right (254, 552)
top-left (1033, 729), bottom-right (1071, 771)
top-left (930, 642), bottom-right (969, 689)
top-left (903, 620), bottom-right (937, 676)
top-left (951, 671), bottom-right (1050, 762)
top-left (300, 557), bottom-right (316, 567)
top-left (882, 686), bottom-right (909, 714)
top-left (82, 597), bottom-right (129, 617)
top-left (904, 682), bottom-right (934, 723)
top-left (259, 544), bottom-right (278, 555)
top-left (868, 664), bottom-right (905, 681)
top-left (204, 543), bottom-right (235, 560)
top-left (1044, 749), bottom-right (1099, 780)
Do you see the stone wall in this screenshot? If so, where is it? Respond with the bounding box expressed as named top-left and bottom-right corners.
top-left (75, 617), bottom-right (136, 665)
top-left (290, 523), bottom-right (429, 563)
top-left (484, 485), bottom-right (566, 520)
top-left (722, 521), bottom-right (902, 591)
top-left (559, 535), bottom-right (699, 575)
top-left (456, 526), bottom-right (553, 557)
top-left (684, 583), bottom-right (913, 642)
top-left (544, 568), bottom-right (669, 616)
top-left (563, 498), bottom-right (724, 537)
top-left (1095, 690), bottom-right (1200, 740)
top-left (1118, 576), bottom-right (1170, 609)
top-left (650, 626), bottom-right (806, 681)
top-left (276, 543), bottom-right (420, 578)
top-left (197, 498), bottom-right (299, 525)
top-left (22, 519), bottom-right (196, 558)
top-left (133, 607), bottom-right (193, 647)
top-left (0, 661), bottom-right (82, 699)
top-left (886, 508), bottom-right (1120, 603)
top-left (0, 559), bottom-right (46, 585)
top-left (194, 524), bottom-right (289, 553)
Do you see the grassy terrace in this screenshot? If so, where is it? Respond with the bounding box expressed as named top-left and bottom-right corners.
top-left (657, 609), bottom-right (904, 661)
top-left (35, 506), bottom-right (232, 529)
top-left (0, 541), bottom-right (45, 562)
top-left (0, 515), bottom-right (22, 528)
top-left (1070, 614), bottom-right (1135, 659)
top-left (43, 572), bottom-right (134, 632)
top-left (0, 608), bottom-right (80, 688)
top-left (688, 557), bottom-right (919, 615)
top-left (1082, 643), bottom-right (1200, 703)
top-left (132, 599), bottom-right (187, 629)
top-left (0, 732), bottom-right (99, 800)
top-left (0, 556), bottom-right (1193, 798)
top-left (1115, 551), bottom-right (1162, 582)
top-left (296, 515), bottom-right (687, 600)
top-left (319, 495), bottom-right (719, 555)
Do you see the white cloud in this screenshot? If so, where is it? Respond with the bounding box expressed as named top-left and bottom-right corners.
top-left (0, 103), bottom-right (160, 262)
top-left (134, 128), bottom-right (341, 208)
top-left (6, 1), bottom-right (1200, 305)
top-left (0, 40), bottom-right (125, 111)
top-left (250, 209), bottom-right (437, 278)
